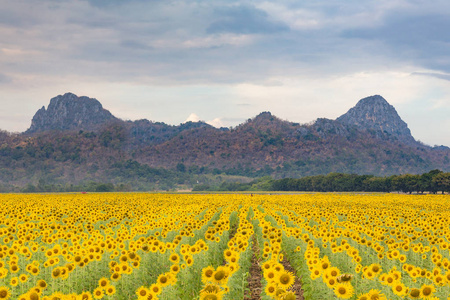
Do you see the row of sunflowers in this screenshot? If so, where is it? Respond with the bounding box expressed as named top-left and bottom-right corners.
top-left (0, 193), bottom-right (449, 299)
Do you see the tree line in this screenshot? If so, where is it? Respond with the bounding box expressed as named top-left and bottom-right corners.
top-left (194, 170), bottom-right (450, 193)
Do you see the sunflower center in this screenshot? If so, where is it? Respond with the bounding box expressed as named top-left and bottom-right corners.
top-left (338, 287), bottom-right (346, 295)
top-left (422, 287), bottom-right (431, 296)
top-left (214, 270), bottom-right (225, 281)
top-left (29, 293), bottom-right (39, 300)
top-left (410, 289), bottom-right (420, 297)
top-left (280, 274), bottom-right (290, 284)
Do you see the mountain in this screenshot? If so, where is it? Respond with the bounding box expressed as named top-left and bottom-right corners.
top-left (337, 95), bottom-right (415, 145)
top-left (0, 93), bottom-right (449, 191)
top-left (26, 93), bottom-right (118, 133)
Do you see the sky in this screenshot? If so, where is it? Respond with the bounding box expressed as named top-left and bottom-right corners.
top-left (0, 0), bottom-right (449, 146)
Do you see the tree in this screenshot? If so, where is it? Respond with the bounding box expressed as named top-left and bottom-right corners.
top-left (418, 169), bottom-right (442, 193)
top-left (433, 173), bottom-right (450, 194)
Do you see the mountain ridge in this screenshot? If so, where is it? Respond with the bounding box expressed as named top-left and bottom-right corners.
top-left (25, 93), bottom-right (419, 147)
top-left (26, 92), bottom-right (118, 134)
top-left (337, 95), bottom-right (415, 145)
top-left (0, 92), bottom-right (448, 190)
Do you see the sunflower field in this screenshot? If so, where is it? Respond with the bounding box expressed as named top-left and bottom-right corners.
top-left (0, 193), bottom-right (450, 300)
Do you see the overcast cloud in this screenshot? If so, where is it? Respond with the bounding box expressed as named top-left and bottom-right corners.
top-left (0, 0), bottom-right (449, 146)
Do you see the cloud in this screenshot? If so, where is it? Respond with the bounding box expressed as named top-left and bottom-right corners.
top-left (184, 114), bottom-right (227, 128)
top-left (185, 113), bottom-right (201, 123)
top-left (342, 12), bottom-right (450, 73)
top-left (1, 0), bottom-right (450, 146)
top-left (206, 118), bottom-right (225, 128)
top-left (206, 4), bottom-right (289, 34)
top-left (412, 72), bottom-right (450, 81)
top-left (0, 73), bottom-right (11, 84)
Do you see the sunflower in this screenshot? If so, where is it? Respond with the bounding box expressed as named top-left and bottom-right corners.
top-left (93, 287), bottom-right (104, 299)
top-left (202, 266), bottom-right (215, 284)
top-left (0, 286), bottom-right (11, 300)
top-left (320, 256), bottom-right (330, 271)
top-left (282, 291), bottom-right (296, 300)
top-left (384, 274), bottom-right (395, 286)
top-left (325, 277), bottom-right (337, 288)
top-left (97, 277), bottom-right (109, 289)
top-left (391, 281), bottom-right (407, 297)
top-left (265, 283), bottom-right (277, 297)
top-left (186, 257), bottom-right (194, 266)
top-left (420, 284), bottom-right (436, 299)
top-left (201, 284), bottom-right (221, 294)
top-left (310, 266), bottom-right (321, 279)
top-left (10, 277), bottom-right (18, 287)
top-left (333, 283), bottom-right (354, 299)
top-left (79, 291), bottom-right (93, 300)
top-left (51, 268), bottom-right (61, 279)
top-left (10, 265), bottom-right (19, 273)
top-left (37, 279), bottom-right (47, 289)
top-left (409, 288), bottom-right (421, 299)
top-left (149, 284), bottom-right (161, 295)
top-left (170, 264), bottom-right (180, 274)
top-left (370, 263), bottom-right (382, 274)
top-left (28, 292), bottom-right (39, 300)
top-left (264, 269), bottom-right (277, 282)
top-left (212, 267), bottom-right (229, 285)
top-left (169, 253), bottom-right (180, 264)
top-left (356, 294), bottom-right (369, 300)
top-left (110, 272), bottom-right (121, 281)
top-left (136, 287), bottom-right (150, 298)
top-left (434, 274), bottom-right (445, 286)
top-left (199, 291), bottom-right (222, 300)
top-left (325, 267), bottom-right (341, 278)
top-left (157, 273), bottom-right (170, 287)
top-left (277, 270), bottom-right (295, 289)
top-left (19, 274), bottom-right (28, 283)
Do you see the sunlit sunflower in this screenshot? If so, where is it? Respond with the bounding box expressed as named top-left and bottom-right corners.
top-left (149, 284), bottom-right (161, 295)
top-left (136, 286), bottom-right (151, 298)
top-left (98, 277), bottom-right (110, 289)
top-left (391, 281), bottom-right (407, 297)
top-left (79, 291), bottom-right (93, 300)
top-left (212, 266), bottom-right (229, 285)
top-left (0, 287), bottom-right (11, 300)
top-left (202, 266), bottom-right (215, 284)
top-left (282, 291), bottom-right (296, 300)
top-left (93, 287), bottom-right (104, 299)
top-left (333, 283), bottom-right (354, 299)
top-left (420, 284), bottom-right (436, 299)
top-left (169, 253), bottom-right (180, 264)
top-left (10, 277), bottom-right (18, 287)
top-left (409, 288), bottom-right (421, 299)
top-left (277, 270), bottom-right (295, 289)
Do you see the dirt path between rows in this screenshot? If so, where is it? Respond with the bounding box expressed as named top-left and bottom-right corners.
top-left (244, 235), bottom-right (262, 300)
top-left (281, 254), bottom-right (305, 299)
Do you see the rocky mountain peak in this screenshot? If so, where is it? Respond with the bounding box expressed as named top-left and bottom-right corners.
top-left (26, 93), bottom-right (118, 133)
top-left (336, 95), bottom-right (415, 144)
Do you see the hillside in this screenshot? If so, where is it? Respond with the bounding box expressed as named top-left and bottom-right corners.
top-left (0, 93), bottom-right (449, 190)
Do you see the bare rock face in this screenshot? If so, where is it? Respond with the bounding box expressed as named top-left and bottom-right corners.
top-left (27, 93), bottom-right (118, 133)
top-left (337, 95), bottom-right (416, 144)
